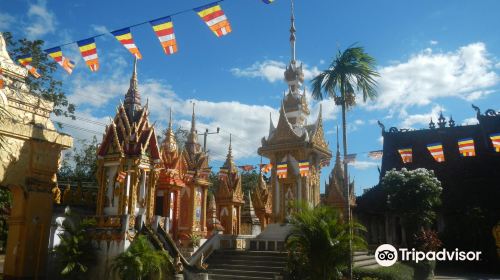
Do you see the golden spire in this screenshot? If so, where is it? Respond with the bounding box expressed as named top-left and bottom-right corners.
top-left (124, 58), bottom-right (141, 119)
top-left (223, 134), bottom-right (237, 172)
top-left (290, 0), bottom-right (296, 63)
top-left (162, 107), bottom-right (177, 153)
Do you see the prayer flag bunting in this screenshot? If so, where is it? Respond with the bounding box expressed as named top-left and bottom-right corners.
top-left (427, 143), bottom-right (445, 162)
top-left (398, 148), bottom-right (413, 164)
top-left (111, 28), bottom-right (142, 59)
top-left (238, 165), bottom-right (255, 171)
top-left (458, 138), bottom-right (476, 157)
top-left (116, 171), bottom-right (127, 183)
top-left (344, 154), bottom-right (357, 164)
top-left (150, 16), bottom-right (178, 55)
top-left (17, 55), bottom-right (41, 78)
top-left (298, 161), bottom-right (309, 177)
top-left (368, 150), bottom-right (383, 160)
top-left (77, 38), bottom-right (99, 72)
top-left (45, 47), bottom-right (75, 74)
top-left (320, 158), bottom-right (330, 167)
top-left (194, 2), bottom-right (232, 37)
top-left (262, 0), bottom-right (274, 3)
top-left (260, 163), bottom-right (273, 173)
top-left (277, 162), bottom-right (287, 179)
top-left (490, 133), bottom-right (500, 152)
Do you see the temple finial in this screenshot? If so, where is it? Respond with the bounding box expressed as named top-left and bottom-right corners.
top-left (290, 0), bottom-right (296, 63)
top-left (168, 107), bottom-right (173, 130)
top-left (124, 57), bottom-right (141, 118)
top-left (191, 102), bottom-right (196, 133)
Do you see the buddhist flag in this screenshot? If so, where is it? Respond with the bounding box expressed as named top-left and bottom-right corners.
top-left (0, 69), bottom-right (4, 89)
top-left (262, 0), bottom-right (274, 3)
top-left (17, 54), bottom-right (41, 78)
top-left (77, 38), bottom-right (99, 72)
top-left (398, 148), bottom-right (412, 164)
top-left (260, 163), bottom-right (273, 173)
top-left (277, 162), bottom-right (287, 179)
top-left (45, 47), bottom-right (75, 74)
top-left (194, 2), bottom-right (232, 37)
top-left (150, 16), bottom-right (178, 55)
top-left (458, 138), bottom-right (476, 157)
top-left (238, 165), bottom-right (255, 171)
top-left (344, 154), bottom-right (357, 164)
top-left (116, 171), bottom-right (127, 183)
top-left (298, 161), bottom-right (309, 177)
top-left (111, 28), bottom-right (142, 59)
top-left (320, 158), bottom-right (330, 167)
top-left (368, 150), bottom-right (383, 160)
top-left (427, 143), bottom-right (445, 162)
top-left (490, 133), bottom-right (500, 152)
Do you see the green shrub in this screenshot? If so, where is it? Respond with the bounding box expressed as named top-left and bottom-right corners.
top-left (353, 263), bottom-right (414, 280)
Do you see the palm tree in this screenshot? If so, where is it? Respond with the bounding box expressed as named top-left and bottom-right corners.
top-left (311, 44), bottom-right (378, 278)
top-left (285, 204), bottom-right (366, 280)
top-left (110, 234), bottom-right (174, 280)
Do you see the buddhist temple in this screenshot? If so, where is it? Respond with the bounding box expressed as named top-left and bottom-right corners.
top-left (214, 136), bottom-right (244, 235)
top-left (257, 1), bottom-right (331, 223)
top-left (95, 58), bottom-right (161, 229)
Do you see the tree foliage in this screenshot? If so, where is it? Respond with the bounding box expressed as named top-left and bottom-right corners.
top-left (3, 32), bottom-right (75, 118)
top-left (52, 210), bottom-right (97, 280)
top-left (286, 204), bottom-right (366, 280)
top-left (110, 234), bottom-right (174, 280)
top-left (58, 137), bottom-right (99, 183)
top-left (381, 168), bottom-right (442, 234)
top-left (311, 44), bottom-right (379, 108)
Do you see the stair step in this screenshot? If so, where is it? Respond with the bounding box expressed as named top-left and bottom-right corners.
top-left (208, 273), bottom-right (274, 280)
top-left (215, 250), bottom-right (286, 256)
top-left (354, 258), bottom-right (379, 268)
top-left (208, 268), bottom-right (279, 278)
top-left (207, 263), bottom-right (284, 273)
top-left (208, 259), bottom-right (286, 266)
top-left (353, 254), bottom-right (375, 262)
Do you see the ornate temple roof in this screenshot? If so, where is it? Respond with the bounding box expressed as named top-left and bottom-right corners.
top-left (181, 103), bottom-right (209, 171)
top-left (216, 138), bottom-right (244, 204)
top-left (97, 60), bottom-right (160, 161)
top-left (158, 109), bottom-right (185, 189)
top-left (241, 191), bottom-right (260, 225)
top-left (251, 173), bottom-right (272, 214)
top-left (324, 133), bottom-right (355, 207)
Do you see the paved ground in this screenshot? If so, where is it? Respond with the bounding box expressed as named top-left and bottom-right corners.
top-left (435, 273), bottom-right (500, 280)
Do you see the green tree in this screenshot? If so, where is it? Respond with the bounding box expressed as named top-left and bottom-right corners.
top-left (57, 137), bottom-right (99, 183)
top-left (311, 44), bottom-right (379, 277)
top-left (240, 170), bottom-right (259, 194)
top-left (3, 32), bottom-right (75, 118)
top-left (286, 204), bottom-right (366, 280)
top-left (381, 168), bottom-right (442, 245)
top-left (52, 211), bottom-right (98, 280)
top-left (110, 234), bottom-right (174, 280)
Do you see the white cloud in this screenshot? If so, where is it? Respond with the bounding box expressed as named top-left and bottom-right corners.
top-left (400, 105), bottom-right (444, 128)
top-left (354, 119), bottom-right (365, 125)
top-left (349, 160), bottom-right (378, 170)
top-left (463, 90), bottom-right (494, 101)
top-left (461, 117), bottom-right (479, 125)
top-left (231, 60), bottom-right (320, 83)
top-left (368, 42), bottom-right (499, 111)
top-left (0, 13), bottom-right (14, 30)
top-left (25, 0), bottom-right (57, 39)
top-left (430, 40), bottom-right (438, 45)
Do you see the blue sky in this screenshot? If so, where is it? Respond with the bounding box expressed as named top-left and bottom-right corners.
top-left (2, 0), bottom-right (500, 194)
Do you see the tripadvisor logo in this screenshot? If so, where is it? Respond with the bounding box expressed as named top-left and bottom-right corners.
top-left (374, 244), bottom-right (482, 267)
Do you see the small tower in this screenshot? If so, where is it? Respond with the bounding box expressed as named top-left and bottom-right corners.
top-left (251, 173), bottom-right (273, 230)
top-left (156, 109), bottom-right (186, 238)
top-left (323, 130), bottom-right (355, 218)
top-left (206, 193), bottom-right (224, 236)
top-left (96, 59), bottom-right (161, 229)
top-left (215, 135), bottom-right (245, 235)
top-left (241, 191), bottom-right (261, 235)
top-left (258, 1), bottom-right (331, 223)
top-left (178, 104), bottom-right (211, 240)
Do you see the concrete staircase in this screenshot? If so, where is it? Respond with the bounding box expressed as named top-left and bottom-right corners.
top-left (205, 250), bottom-right (286, 280)
top-left (353, 251), bottom-right (379, 269)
